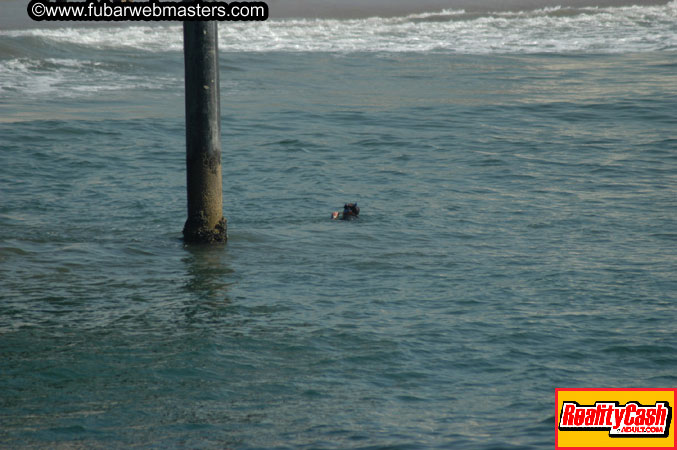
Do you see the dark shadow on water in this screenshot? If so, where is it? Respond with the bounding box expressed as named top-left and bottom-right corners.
top-left (182, 243), bottom-right (234, 306)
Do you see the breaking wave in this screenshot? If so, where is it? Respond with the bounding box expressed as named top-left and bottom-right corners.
top-left (1, 2), bottom-right (675, 54)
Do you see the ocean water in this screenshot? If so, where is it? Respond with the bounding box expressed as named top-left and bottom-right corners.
top-left (1, 3), bottom-right (676, 448)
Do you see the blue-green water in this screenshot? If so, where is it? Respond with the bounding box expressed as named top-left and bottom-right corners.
top-left (1, 4), bottom-right (676, 448)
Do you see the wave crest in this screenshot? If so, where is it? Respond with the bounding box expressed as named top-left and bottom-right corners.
top-left (1, 2), bottom-right (676, 54)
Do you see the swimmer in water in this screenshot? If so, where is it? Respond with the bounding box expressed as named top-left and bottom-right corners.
top-left (332, 202), bottom-right (360, 220)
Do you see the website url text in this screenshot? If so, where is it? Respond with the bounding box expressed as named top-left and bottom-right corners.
top-left (28, 0), bottom-right (269, 22)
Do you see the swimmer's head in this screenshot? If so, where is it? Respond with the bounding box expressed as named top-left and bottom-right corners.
top-left (342, 203), bottom-right (359, 219)
top-left (332, 202), bottom-right (360, 220)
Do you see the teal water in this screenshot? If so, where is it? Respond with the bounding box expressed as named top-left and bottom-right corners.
top-left (1, 6), bottom-right (677, 448)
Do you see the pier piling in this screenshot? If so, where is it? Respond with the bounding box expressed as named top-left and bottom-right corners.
top-left (182, 20), bottom-right (227, 243)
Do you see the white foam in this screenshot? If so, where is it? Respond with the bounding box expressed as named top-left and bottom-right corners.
top-left (2, 25), bottom-right (184, 52)
top-left (0, 58), bottom-right (65, 96)
top-left (397, 9), bottom-right (466, 21)
top-left (0, 56), bottom-right (177, 98)
top-left (212, 3), bottom-right (677, 53)
top-left (1, 2), bottom-right (675, 54)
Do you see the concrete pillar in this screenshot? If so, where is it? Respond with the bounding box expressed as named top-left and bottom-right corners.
top-left (182, 20), bottom-right (227, 243)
